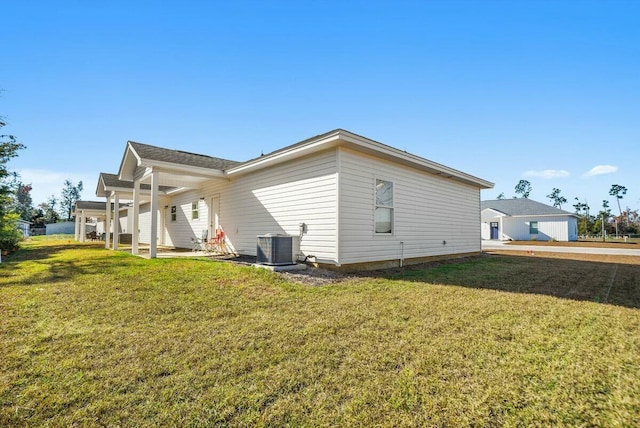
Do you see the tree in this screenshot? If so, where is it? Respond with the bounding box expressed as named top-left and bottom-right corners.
top-left (0, 110), bottom-right (26, 250)
top-left (60, 180), bottom-right (83, 221)
top-left (6, 172), bottom-right (34, 221)
top-left (573, 198), bottom-right (590, 216)
top-left (573, 198), bottom-right (592, 235)
top-left (514, 180), bottom-right (532, 199)
top-left (39, 195), bottom-right (60, 224)
top-left (594, 200), bottom-right (613, 241)
top-left (546, 188), bottom-right (567, 209)
top-left (496, 192), bottom-right (505, 200)
top-left (609, 184), bottom-right (628, 224)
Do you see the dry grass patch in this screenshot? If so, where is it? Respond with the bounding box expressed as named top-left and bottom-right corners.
top-left (1, 239), bottom-right (639, 426)
top-left (505, 240), bottom-right (639, 249)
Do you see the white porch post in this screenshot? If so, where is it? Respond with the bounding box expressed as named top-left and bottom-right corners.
top-left (132, 180), bottom-right (140, 255)
top-left (149, 170), bottom-right (159, 258)
top-left (113, 193), bottom-right (120, 250)
top-left (80, 210), bottom-right (87, 242)
top-left (105, 195), bottom-right (111, 249)
top-left (75, 213), bottom-right (80, 241)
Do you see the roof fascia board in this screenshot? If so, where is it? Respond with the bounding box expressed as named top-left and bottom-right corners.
top-left (96, 175), bottom-right (106, 198)
top-left (482, 208), bottom-right (508, 216)
top-left (510, 213), bottom-right (579, 218)
top-left (118, 142), bottom-right (142, 181)
top-left (147, 161), bottom-right (226, 179)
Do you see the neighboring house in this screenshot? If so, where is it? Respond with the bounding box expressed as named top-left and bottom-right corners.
top-left (481, 198), bottom-right (578, 242)
top-left (16, 219), bottom-right (31, 238)
top-left (94, 129), bottom-right (493, 269)
top-left (45, 221), bottom-right (76, 235)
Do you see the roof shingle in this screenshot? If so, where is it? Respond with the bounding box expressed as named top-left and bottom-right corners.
top-left (129, 142), bottom-right (241, 170)
top-left (99, 173), bottom-right (174, 192)
top-left (481, 199), bottom-right (575, 216)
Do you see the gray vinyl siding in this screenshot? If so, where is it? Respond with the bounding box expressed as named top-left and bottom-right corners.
top-left (339, 147), bottom-right (481, 265)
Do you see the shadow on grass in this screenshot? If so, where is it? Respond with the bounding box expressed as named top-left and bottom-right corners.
top-left (0, 242), bottom-right (113, 287)
top-left (383, 254), bottom-right (640, 310)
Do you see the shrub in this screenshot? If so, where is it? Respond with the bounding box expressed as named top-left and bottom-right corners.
top-left (0, 213), bottom-right (23, 251)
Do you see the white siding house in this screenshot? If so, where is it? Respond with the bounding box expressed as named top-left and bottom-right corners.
top-left (95, 129), bottom-right (493, 268)
top-left (481, 199), bottom-right (578, 242)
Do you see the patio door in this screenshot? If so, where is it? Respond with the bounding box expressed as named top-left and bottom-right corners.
top-left (210, 196), bottom-right (220, 238)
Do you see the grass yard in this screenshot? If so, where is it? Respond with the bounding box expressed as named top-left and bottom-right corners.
top-left (1, 239), bottom-right (639, 426)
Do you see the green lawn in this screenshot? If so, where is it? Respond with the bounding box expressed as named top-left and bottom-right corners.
top-left (1, 239), bottom-right (639, 426)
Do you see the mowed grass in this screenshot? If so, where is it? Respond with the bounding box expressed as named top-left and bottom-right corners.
top-left (1, 239), bottom-right (639, 426)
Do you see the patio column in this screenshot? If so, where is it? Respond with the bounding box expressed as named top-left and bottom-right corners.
top-left (75, 213), bottom-right (80, 241)
top-left (113, 193), bottom-right (120, 250)
top-left (149, 170), bottom-right (159, 258)
top-left (80, 210), bottom-right (87, 242)
top-left (132, 180), bottom-right (140, 255)
top-left (105, 195), bottom-right (111, 249)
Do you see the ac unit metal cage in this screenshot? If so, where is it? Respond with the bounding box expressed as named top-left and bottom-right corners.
top-left (256, 234), bottom-right (294, 266)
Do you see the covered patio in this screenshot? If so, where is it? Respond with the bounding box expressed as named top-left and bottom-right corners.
top-left (73, 200), bottom-right (123, 243)
top-left (100, 141), bottom-right (238, 257)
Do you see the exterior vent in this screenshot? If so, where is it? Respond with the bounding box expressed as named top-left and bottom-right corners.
top-left (257, 234), bottom-right (294, 266)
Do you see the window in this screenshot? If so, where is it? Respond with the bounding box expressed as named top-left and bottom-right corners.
top-left (375, 179), bottom-right (393, 234)
top-left (529, 221), bottom-right (538, 234)
top-left (192, 202), bottom-right (199, 220)
top-left (170, 206), bottom-right (177, 222)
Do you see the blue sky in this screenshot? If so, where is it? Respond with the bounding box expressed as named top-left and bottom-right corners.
top-left (2, 0), bottom-right (639, 214)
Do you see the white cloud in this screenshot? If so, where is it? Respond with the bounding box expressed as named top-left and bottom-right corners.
top-left (16, 168), bottom-right (97, 206)
top-left (523, 169), bottom-right (570, 179)
top-left (582, 165), bottom-right (618, 178)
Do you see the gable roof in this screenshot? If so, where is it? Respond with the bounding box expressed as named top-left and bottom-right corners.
top-left (73, 200), bottom-right (127, 213)
top-left (128, 141), bottom-right (241, 170)
top-left (115, 129), bottom-right (493, 190)
top-left (227, 129), bottom-right (494, 189)
top-left (481, 198), bottom-right (576, 217)
top-left (96, 173), bottom-right (177, 198)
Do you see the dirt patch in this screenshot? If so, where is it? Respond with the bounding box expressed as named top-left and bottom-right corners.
top-left (505, 240), bottom-right (638, 249)
top-left (486, 249), bottom-right (640, 265)
top-left (278, 268), bottom-right (361, 286)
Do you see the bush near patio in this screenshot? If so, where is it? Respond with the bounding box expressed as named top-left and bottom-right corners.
top-left (1, 238), bottom-right (639, 426)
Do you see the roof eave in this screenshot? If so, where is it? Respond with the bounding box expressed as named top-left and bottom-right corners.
top-left (226, 129), bottom-right (494, 189)
top-left (118, 142), bottom-right (142, 182)
top-left (510, 213), bottom-right (580, 218)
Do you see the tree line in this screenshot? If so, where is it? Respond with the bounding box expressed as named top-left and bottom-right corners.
top-left (1, 108), bottom-right (84, 250)
top-left (497, 179), bottom-right (637, 237)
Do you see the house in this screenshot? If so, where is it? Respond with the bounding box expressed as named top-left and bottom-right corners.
top-left (481, 198), bottom-right (578, 242)
top-left (93, 129), bottom-right (493, 269)
top-left (45, 221), bottom-right (76, 235)
top-left (73, 200), bottom-right (128, 243)
top-left (16, 219), bottom-right (31, 238)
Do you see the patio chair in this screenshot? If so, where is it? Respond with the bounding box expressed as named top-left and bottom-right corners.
top-left (191, 229), bottom-right (208, 251)
top-left (208, 228), bottom-right (226, 253)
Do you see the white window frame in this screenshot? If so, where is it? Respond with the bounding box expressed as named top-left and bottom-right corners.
top-left (374, 178), bottom-right (394, 235)
top-left (170, 206), bottom-right (177, 222)
top-left (192, 202), bottom-right (199, 220)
